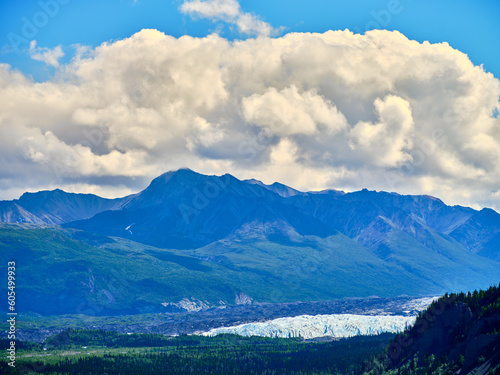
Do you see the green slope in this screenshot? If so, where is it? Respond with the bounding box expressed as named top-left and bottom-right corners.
top-left (0, 224), bottom-right (272, 315)
top-left (368, 226), bottom-right (500, 293)
top-left (2, 223), bottom-right (499, 316)
top-left (187, 233), bottom-right (431, 299)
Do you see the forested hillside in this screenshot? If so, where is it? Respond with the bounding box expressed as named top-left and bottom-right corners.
top-left (364, 284), bottom-right (500, 375)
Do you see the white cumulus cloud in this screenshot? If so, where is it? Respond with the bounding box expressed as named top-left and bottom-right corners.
top-left (180, 0), bottom-right (276, 37)
top-left (349, 95), bottom-right (414, 167)
top-left (0, 29), bottom-right (499, 211)
top-left (242, 85), bottom-right (348, 136)
top-left (29, 41), bottom-right (64, 67)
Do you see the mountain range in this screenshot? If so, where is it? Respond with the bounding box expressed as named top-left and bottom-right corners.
top-left (1, 169), bottom-right (500, 315)
top-left (3, 168), bottom-right (500, 257)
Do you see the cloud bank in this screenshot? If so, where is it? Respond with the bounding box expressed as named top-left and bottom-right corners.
top-left (1, 29), bottom-right (499, 210)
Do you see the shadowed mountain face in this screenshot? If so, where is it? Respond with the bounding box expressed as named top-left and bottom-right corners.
top-left (1, 169), bottom-right (500, 302)
top-left (64, 170), bottom-right (338, 249)
top-left (55, 169), bottom-right (498, 257)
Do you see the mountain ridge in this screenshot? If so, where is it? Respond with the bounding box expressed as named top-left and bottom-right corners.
top-left (1, 169), bottom-right (500, 314)
top-left (0, 169), bottom-right (486, 229)
top-left (0, 188), bottom-right (130, 225)
top-left (1, 169), bottom-right (499, 260)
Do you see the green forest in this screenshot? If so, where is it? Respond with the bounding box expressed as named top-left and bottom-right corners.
top-left (0, 332), bottom-right (392, 375)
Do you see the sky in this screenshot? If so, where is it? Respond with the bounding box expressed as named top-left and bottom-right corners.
top-left (0, 0), bottom-right (499, 210)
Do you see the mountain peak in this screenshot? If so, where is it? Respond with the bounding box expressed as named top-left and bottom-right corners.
top-left (244, 179), bottom-right (303, 197)
top-left (19, 188), bottom-right (64, 200)
top-left (244, 178), bottom-right (265, 186)
top-left (156, 167), bottom-right (198, 178)
top-left (7, 188), bottom-right (123, 225)
top-left (148, 168), bottom-right (202, 187)
top-left (307, 189), bottom-right (346, 196)
top-left (128, 169), bottom-right (235, 210)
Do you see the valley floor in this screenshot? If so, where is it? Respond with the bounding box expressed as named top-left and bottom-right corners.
top-left (3, 296), bottom-right (436, 343)
top-left (0, 331), bottom-right (394, 375)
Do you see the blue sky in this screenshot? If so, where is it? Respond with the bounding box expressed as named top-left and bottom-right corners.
top-left (1, 0), bottom-right (499, 81)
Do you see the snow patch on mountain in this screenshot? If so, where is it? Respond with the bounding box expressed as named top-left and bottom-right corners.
top-left (202, 314), bottom-right (415, 339)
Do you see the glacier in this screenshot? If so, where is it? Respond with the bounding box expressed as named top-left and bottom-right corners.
top-left (202, 314), bottom-right (416, 339)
